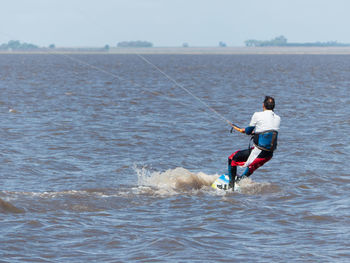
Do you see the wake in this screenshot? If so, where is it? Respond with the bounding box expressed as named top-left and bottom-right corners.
top-left (135, 166), bottom-right (217, 195)
top-left (134, 166), bottom-right (277, 196)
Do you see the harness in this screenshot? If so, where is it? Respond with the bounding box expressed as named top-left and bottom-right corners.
top-left (252, 130), bottom-right (278, 152)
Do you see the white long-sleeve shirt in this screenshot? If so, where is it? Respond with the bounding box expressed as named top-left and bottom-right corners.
top-left (249, 110), bottom-right (281, 133)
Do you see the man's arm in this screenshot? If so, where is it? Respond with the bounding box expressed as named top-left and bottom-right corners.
top-left (230, 112), bottom-right (257, 134)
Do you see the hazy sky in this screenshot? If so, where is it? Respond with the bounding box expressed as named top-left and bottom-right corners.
top-left (0, 0), bottom-right (350, 47)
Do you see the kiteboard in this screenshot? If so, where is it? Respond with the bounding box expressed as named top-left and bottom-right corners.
top-left (211, 174), bottom-right (240, 192)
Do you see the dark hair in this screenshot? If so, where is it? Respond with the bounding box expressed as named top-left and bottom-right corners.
top-left (264, 96), bottom-right (275, 110)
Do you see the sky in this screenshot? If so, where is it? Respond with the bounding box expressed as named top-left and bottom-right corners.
top-left (0, 0), bottom-right (350, 47)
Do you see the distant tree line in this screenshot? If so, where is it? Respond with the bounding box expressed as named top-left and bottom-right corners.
top-left (117, 41), bottom-right (153, 48)
top-left (0, 40), bottom-right (39, 50)
top-left (245, 36), bottom-right (350, 47)
top-left (0, 40), bottom-right (112, 52)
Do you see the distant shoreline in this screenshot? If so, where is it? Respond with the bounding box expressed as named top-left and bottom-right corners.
top-left (2, 46), bottom-right (350, 55)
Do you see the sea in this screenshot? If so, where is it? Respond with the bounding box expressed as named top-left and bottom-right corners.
top-left (0, 53), bottom-right (349, 262)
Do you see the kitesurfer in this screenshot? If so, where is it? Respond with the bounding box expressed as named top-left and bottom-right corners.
top-left (228, 96), bottom-right (281, 188)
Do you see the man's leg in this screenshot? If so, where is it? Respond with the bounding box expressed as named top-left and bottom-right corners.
top-left (236, 149), bottom-right (273, 181)
top-left (228, 149), bottom-right (251, 186)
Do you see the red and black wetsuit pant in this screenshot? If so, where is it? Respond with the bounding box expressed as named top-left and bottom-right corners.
top-left (228, 148), bottom-right (273, 178)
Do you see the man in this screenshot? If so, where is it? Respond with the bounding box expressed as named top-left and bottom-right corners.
top-left (228, 96), bottom-right (281, 188)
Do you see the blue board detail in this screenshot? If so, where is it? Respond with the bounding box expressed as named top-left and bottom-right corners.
top-left (212, 174), bottom-right (241, 192)
top-left (211, 174), bottom-right (231, 191)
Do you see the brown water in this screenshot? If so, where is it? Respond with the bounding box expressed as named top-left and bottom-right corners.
top-left (0, 54), bottom-right (349, 262)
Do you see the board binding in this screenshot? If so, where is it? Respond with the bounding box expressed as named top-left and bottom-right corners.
top-left (211, 174), bottom-right (240, 191)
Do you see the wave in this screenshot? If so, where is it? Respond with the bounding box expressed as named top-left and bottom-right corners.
top-left (0, 168), bottom-right (279, 210)
top-left (0, 198), bottom-right (25, 213)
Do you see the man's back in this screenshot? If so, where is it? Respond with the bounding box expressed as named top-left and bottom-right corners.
top-left (249, 110), bottom-right (280, 133)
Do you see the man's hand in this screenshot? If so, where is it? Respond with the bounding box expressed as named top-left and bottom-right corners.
top-left (232, 125), bottom-right (245, 134)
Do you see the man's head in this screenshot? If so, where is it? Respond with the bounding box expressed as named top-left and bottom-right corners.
top-left (263, 96), bottom-right (275, 110)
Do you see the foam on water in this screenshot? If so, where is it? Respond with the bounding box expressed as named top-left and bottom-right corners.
top-left (134, 165), bottom-right (278, 196)
top-left (135, 166), bottom-right (218, 195)
top-left (235, 177), bottom-right (279, 195)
